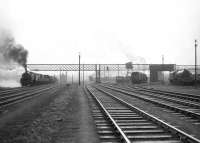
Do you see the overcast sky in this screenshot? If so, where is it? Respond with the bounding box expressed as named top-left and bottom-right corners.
top-left (0, 0), bottom-right (200, 65)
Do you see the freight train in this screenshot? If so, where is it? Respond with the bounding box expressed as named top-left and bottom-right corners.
top-left (169, 69), bottom-right (194, 85)
top-left (131, 72), bottom-right (148, 84)
top-left (20, 71), bottom-right (57, 86)
top-left (116, 72), bottom-right (148, 84)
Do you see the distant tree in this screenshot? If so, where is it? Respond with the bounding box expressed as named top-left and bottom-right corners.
top-left (125, 62), bottom-right (133, 70)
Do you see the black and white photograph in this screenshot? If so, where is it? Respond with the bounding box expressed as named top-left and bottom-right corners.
top-left (0, 0), bottom-right (200, 142)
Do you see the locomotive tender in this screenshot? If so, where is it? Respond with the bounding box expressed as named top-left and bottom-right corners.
top-left (20, 71), bottom-right (57, 86)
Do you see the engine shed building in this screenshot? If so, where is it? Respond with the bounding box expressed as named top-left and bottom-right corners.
top-left (149, 64), bottom-right (175, 82)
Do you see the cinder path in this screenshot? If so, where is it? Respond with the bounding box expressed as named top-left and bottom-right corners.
top-left (0, 84), bottom-right (100, 143)
top-left (53, 85), bottom-right (99, 143)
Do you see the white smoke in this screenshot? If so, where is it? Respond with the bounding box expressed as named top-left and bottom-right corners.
top-left (0, 28), bottom-right (28, 87)
top-left (118, 41), bottom-right (146, 64)
top-left (0, 67), bottom-right (24, 87)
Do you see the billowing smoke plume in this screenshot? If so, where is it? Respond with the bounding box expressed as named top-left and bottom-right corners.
top-left (0, 29), bottom-right (28, 87)
top-left (118, 41), bottom-right (146, 64)
top-left (0, 30), bottom-right (28, 67)
top-left (124, 51), bottom-right (146, 64)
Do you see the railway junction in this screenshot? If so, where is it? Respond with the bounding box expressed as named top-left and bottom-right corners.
top-left (2, 0), bottom-right (200, 142)
top-left (0, 63), bottom-right (200, 143)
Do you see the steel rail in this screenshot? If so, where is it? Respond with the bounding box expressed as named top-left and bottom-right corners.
top-left (135, 86), bottom-right (200, 101)
top-left (0, 87), bottom-right (54, 106)
top-left (0, 85), bottom-right (55, 102)
top-left (83, 87), bottom-right (123, 142)
top-left (0, 85), bottom-right (60, 108)
top-left (86, 86), bottom-right (131, 143)
top-left (95, 86), bottom-right (200, 143)
top-left (101, 85), bottom-right (200, 120)
top-left (0, 86), bottom-right (52, 100)
top-left (0, 87), bottom-right (20, 92)
top-left (0, 87), bottom-right (31, 96)
top-left (109, 85), bottom-right (200, 109)
top-left (1, 87), bottom-right (59, 108)
top-left (0, 84), bottom-right (54, 97)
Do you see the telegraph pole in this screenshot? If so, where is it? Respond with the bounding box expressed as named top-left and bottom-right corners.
top-left (78, 53), bottom-right (81, 86)
top-left (118, 64), bottom-right (119, 77)
top-left (59, 68), bottom-right (61, 84)
top-left (99, 64), bottom-right (101, 83)
top-left (107, 66), bottom-right (109, 81)
top-left (162, 55), bottom-right (164, 81)
top-left (65, 71), bottom-right (67, 84)
top-left (95, 64), bottom-right (97, 83)
top-left (104, 66), bottom-right (105, 79)
top-left (82, 64), bottom-right (84, 86)
top-left (195, 40), bottom-right (198, 85)
top-left (72, 74), bottom-right (73, 84)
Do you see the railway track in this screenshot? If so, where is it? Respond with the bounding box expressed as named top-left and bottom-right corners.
top-left (0, 84), bottom-right (61, 109)
top-left (133, 86), bottom-right (200, 102)
top-left (86, 85), bottom-right (200, 143)
top-left (100, 84), bottom-right (200, 124)
top-left (112, 84), bottom-right (200, 110)
top-left (0, 84), bottom-right (53, 97)
top-left (85, 87), bottom-right (123, 142)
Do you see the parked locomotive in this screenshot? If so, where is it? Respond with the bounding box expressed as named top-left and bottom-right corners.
top-left (131, 72), bottom-right (148, 84)
top-left (20, 71), bottom-right (57, 86)
top-left (169, 69), bottom-right (194, 85)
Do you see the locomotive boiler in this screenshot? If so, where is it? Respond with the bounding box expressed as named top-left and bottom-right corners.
top-left (169, 69), bottom-right (194, 85)
top-left (20, 71), bottom-right (57, 86)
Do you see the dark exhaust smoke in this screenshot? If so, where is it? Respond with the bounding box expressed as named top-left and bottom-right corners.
top-left (0, 29), bottom-right (28, 87)
top-left (5, 44), bottom-right (28, 67)
top-left (0, 31), bottom-right (28, 67)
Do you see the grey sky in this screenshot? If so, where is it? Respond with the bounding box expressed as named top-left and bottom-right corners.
top-left (0, 0), bottom-right (200, 65)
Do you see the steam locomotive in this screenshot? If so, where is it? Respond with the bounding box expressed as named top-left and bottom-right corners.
top-left (131, 72), bottom-right (148, 84)
top-left (20, 71), bottom-right (57, 86)
top-left (169, 69), bottom-right (194, 85)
